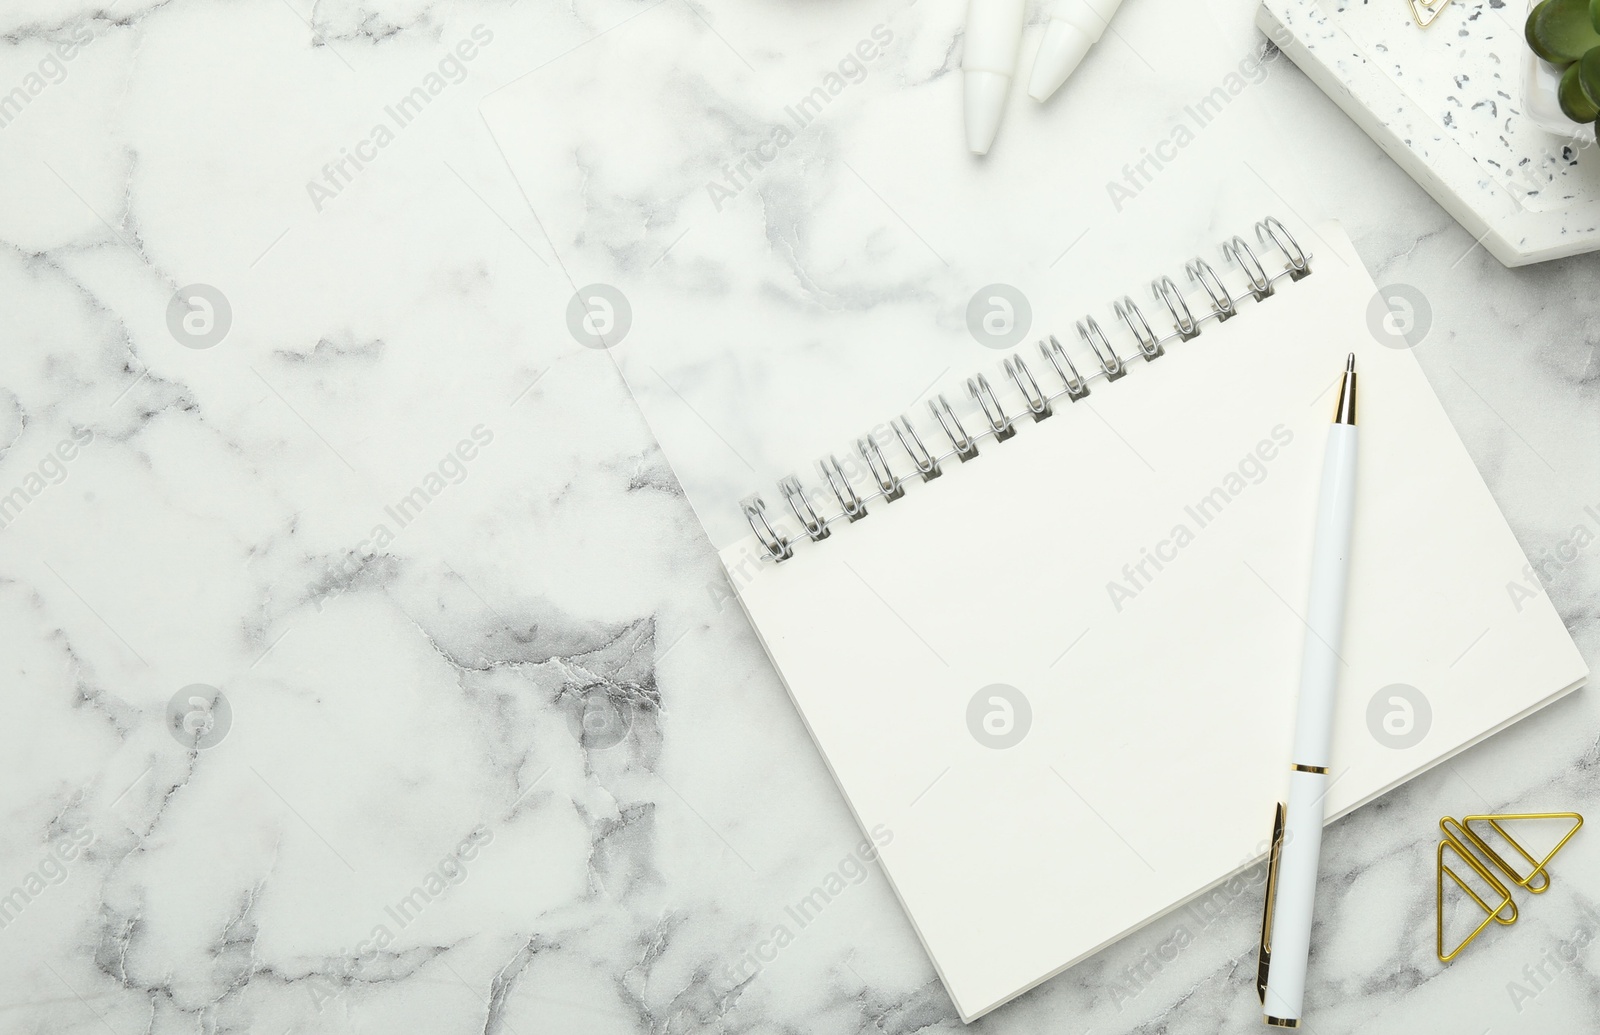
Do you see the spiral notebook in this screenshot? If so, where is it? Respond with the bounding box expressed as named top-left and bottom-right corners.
top-left (711, 221), bottom-right (1584, 1019)
top-left (480, 0), bottom-right (1586, 1020)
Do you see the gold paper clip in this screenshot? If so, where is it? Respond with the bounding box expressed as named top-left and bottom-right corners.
top-left (1437, 818), bottom-right (1517, 962)
top-left (1462, 813), bottom-right (1583, 892)
top-left (1435, 812), bottom-right (1583, 962)
top-left (1407, 0), bottom-right (1455, 29)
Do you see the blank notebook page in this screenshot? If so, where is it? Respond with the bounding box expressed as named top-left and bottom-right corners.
top-left (723, 225), bottom-right (1586, 1020)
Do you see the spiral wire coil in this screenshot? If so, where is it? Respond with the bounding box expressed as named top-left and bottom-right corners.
top-left (741, 217), bottom-right (1312, 562)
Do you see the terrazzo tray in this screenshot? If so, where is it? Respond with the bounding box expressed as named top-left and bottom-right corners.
top-left (1260, 0), bottom-right (1600, 265)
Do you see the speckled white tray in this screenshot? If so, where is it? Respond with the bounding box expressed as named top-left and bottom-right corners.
top-left (1260, 0), bottom-right (1600, 265)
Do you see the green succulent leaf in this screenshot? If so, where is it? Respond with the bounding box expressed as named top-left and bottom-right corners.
top-left (1581, 45), bottom-right (1600, 106)
top-left (1559, 61), bottom-right (1600, 121)
top-left (1529, 0), bottom-right (1600, 64)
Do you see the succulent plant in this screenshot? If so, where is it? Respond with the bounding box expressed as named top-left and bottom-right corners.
top-left (1526, 0), bottom-right (1600, 134)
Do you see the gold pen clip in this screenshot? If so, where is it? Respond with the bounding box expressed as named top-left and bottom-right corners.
top-left (1257, 801), bottom-right (1286, 1003)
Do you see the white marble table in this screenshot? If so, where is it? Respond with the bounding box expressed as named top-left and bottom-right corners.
top-left (0, 1), bottom-right (1595, 1033)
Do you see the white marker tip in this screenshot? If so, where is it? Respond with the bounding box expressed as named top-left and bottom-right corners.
top-left (964, 70), bottom-right (1011, 154)
top-left (1028, 22), bottom-right (1094, 103)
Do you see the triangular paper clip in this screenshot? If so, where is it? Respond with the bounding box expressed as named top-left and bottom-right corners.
top-left (1435, 812), bottom-right (1585, 962)
top-left (1408, 0), bottom-right (1455, 28)
top-left (1437, 821), bottom-right (1517, 963)
top-left (1463, 813), bottom-right (1584, 893)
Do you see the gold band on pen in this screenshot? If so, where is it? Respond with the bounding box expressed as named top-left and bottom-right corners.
top-left (1266, 1017), bottom-right (1300, 1028)
top-left (1292, 764), bottom-right (1328, 774)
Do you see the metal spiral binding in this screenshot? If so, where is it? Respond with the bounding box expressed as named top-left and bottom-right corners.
top-left (1077, 316), bottom-right (1125, 381)
top-left (891, 415), bottom-right (940, 481)
top-left (741, 216), bottom-right (1314, 562)
top-left (742, 497), bottom-right (793, 560)
top-left (1186, 257), bottom-right (1236, 321)
top-left (1258, 216), bottom-right (1310, 280)
top-left (1154, 275), bottom-right (1199, 340)
top-left (1004, 354), bottom-right (1052, 419)
top-left (968, 374), bottom-right (1017, 441)
top-left (857, 434), bottom-right (904, 501)
top-left (779, 475), bottom-right (829, 541)
top-left (929, 394), bottom-right (979, 461)
top-left (1115, 295), bottom-right (1162, 359)
top-left (1224, 236), bottom-right (1274, 301)
top-left (1041, 335), bottom-right (1091, 399)
top-left (819, 455), bottom-right (867, 521)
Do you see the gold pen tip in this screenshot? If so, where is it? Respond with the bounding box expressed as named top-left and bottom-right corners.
top-left (1334, 354), bottom-right (1357, 425)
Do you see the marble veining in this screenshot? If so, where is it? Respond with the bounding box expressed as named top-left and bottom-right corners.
top-left (0, 0), bottom-right (1597, 1033)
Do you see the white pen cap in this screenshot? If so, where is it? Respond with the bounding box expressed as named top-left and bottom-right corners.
top-left (964, 71), bottom-right (1011, 154)
top-left (963, 0), bottom-right (1027, 153)
top-left (1028, 0), bottom-right (1125, 102)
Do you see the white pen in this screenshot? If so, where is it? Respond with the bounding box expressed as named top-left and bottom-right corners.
top-left (1027, 0), bottom-right (1125, 102)
top-left (1258, 354), bottom-right (1360, 1029)
top-left (963, 0), bottom-right (1027, 154)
